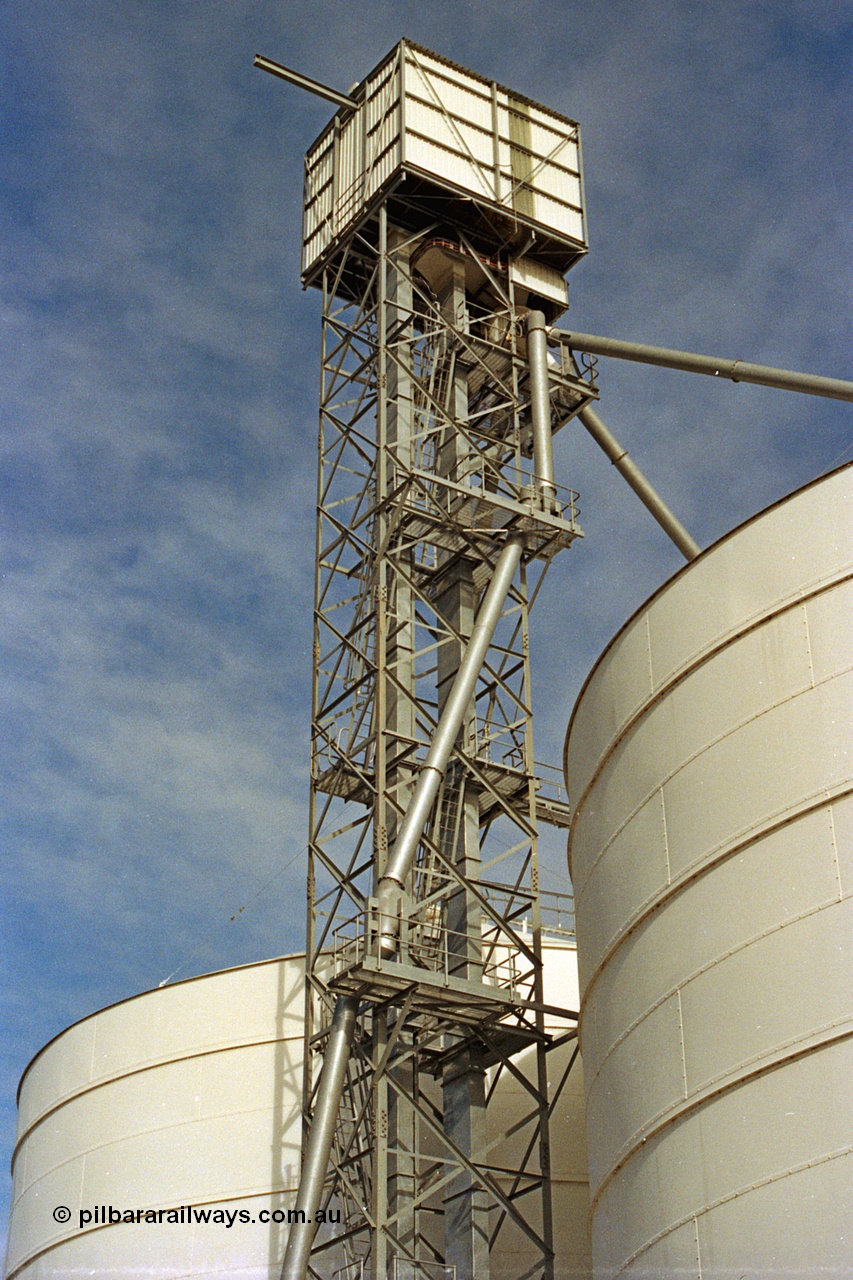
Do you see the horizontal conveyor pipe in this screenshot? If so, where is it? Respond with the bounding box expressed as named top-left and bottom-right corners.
top-left (551, 329), bottom-right (853, 402)
top-left (280, 994), bottom-right (358, 1280)
top-left (577, 405), bottom-right (701, 561)
top-left (376, 532), bottom-right (527, 954)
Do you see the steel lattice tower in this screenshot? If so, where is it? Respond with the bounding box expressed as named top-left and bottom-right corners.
top-left (264, 41), bottom-right (597, 1280)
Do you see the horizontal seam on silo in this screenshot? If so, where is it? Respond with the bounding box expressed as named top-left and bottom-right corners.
top-left (566, 567), bottom-right (853, 857)
top-left (571, 655), bottom-right (853, 905)
top-left (581, 577), bottom-right (848, 776)
top-left (572, 638), bottom-right (853, 905)
top-left (576, 780), bottom-right (853, 1022)
top-left (13, 1098), bottom-right (302, 1196)
top-left (581, 882), bottom-right (853, 1096)
top-left (10, 1035), bottom-right (302, 1174)
top-left (14, 951), bottom-right (304, 1104)
top-left (613, 1140), bottom-right (853, 1274)
top-left (590, 1004), bottom-right (853, 1169)
top-left (563, 471), bottom-right (853, 794)
top-left (3, 1186), bottom-right (301, 1280)
top-left (587, 1022), bottom-right (853, 1217)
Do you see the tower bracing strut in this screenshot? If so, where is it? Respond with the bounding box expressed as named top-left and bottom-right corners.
top-left (295, 208), bottom-right (594, 1279)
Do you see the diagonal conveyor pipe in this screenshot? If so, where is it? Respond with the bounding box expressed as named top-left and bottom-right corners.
top-left (280, 994), bottom-right (358, 1280)
top-left (282, 532), bottom-right (526, 1278)
top-left (577, 404), bottom-right (701, 561)
top-left (551, 329), bottom-right (853, 402)
top-left (376, 530), bottom-right (527, 954)
top-left (254, 53), bottom-right (359, 110)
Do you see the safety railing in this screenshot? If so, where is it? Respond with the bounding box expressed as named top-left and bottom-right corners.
top-left (533, 758), bottom-right (570, 810)
top-left (412, 453), bottom-right (581, 526)
top-left (481, 883), bottom-right (575, 940)
top-left (332, 905), bottom-right (525, 999)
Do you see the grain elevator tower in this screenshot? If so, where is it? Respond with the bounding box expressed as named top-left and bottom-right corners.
top-left (264, 38), bottom-right (595, 1280)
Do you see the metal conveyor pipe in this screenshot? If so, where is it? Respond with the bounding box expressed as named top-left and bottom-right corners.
top-left (526, 311), bottom-right (557, 505)
top-left (376, 531), bottom-right (527, 953)
top-left (577, 405), bottom-right (701, 561)
top-left (551, 329), bottom-right (853, 402)
top-left (280, 994), bottom-right (358, 1280)
top-left (254, 54), bottom-right (359, 110)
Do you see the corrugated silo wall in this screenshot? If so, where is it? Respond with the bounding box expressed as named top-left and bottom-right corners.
top-left (5, 946), bottom-right (591, 1278)
top-left (564, 463), bottom-right (853, 1279)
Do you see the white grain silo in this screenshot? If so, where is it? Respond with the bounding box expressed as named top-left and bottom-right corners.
top-left (5, 956), bottom-right (308, 1280)
top-left (564, 462), bottom-right (853, 1278)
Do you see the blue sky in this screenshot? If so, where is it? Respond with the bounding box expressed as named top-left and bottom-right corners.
top-left (2, 0), bottom-right (851, 1239)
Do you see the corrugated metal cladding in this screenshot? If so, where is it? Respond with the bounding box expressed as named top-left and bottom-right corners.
top-left (5, 945), bottom-right (592, 1279)
top-left (564, 463), bottom-right (853, 1279)
top-left (302, 54), bottom-right (403, 276)
top-left (302, 40), bottom-right (585, 282)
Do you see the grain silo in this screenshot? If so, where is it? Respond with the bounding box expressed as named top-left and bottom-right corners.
top-left (5, 956), bottom-right (307, 1280)
top-left (564, 462), bottom-right (853, 1278)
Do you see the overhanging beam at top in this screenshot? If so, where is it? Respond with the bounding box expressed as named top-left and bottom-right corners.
top-left (254, 54), bottom-right (358, 110)
top-left (551, 329), bottom-right (853, 402)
